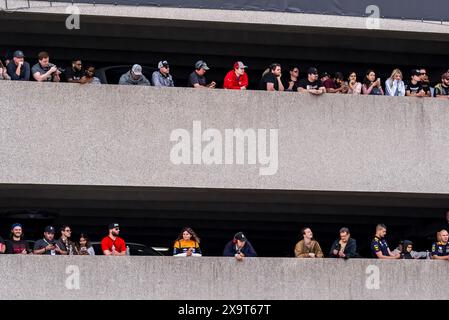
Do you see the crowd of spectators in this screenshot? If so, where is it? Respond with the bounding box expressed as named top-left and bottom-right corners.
top-left (2, 212), bottom-right (449, 261)
top-left (1, 50), bottom-right (449, 99)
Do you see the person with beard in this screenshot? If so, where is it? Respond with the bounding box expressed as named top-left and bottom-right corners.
top-left (65, 58), bottom-right (85, 83)
top-left (101, 223), bottom-right (126, 256)
top-left (33, 226), bottom-right (64, 255)
top-left (5, 223), bottom-right (30, 254)
top-left (294, 227), bottom-right (324, 258)
top-left (371, 224), bottom-right (400, 259)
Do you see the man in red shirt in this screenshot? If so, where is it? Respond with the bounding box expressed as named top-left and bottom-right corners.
top-left (223, 61), bottom-right (249, 90)
top-left (101, 223), bottom-right (127, 256)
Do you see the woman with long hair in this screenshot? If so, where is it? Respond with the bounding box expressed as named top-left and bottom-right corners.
top-left (362, 69), bottom-right (384, 95)
top-left (385, 68), bottom-right (405, 96)
top-left (77, 233), bottom-right (95, 255)
top-left (347, 71), bottom-right (362, 94)
top-left (173, 227), bottom-right (202, 257)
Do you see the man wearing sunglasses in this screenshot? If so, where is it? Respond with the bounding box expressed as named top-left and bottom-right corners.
top-left (419, 68), bottom-right (431, 97)
top-left (152, 60), bottom-right (174, 87)
top-left (55, 225), bottom-right (77, 255)
top-left (101, 223), bottom-right (126, 256)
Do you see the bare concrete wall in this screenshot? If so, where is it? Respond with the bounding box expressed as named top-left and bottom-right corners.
top-left (1, 82), bottom-right (449, 194)
top-left (0, 256), bottom-right (446, 300)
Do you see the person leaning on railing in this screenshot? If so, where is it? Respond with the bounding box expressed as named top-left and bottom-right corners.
top-left (294, 227), bottom-right (324, 258)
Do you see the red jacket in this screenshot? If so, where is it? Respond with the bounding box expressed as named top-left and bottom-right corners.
top-left (223, 70), bottom-right (248, 89)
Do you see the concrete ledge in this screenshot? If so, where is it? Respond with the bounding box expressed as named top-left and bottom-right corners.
top-left (1, 81), bottom-right (449, 194)
top-left (0, 255), bottom-right (447, 299)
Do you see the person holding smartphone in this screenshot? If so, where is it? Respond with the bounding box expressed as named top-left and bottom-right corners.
top-left (33, 226), bottom-right (64, 255)
top-left (362, 69), bottom-right (384, 95)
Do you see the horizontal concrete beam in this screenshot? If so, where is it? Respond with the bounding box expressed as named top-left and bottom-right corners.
top-left (2, 0), bottom-right (449, 40)
top-left (0, 256), bottom-right (447, 299)
top-left (1, 82), bottom-right (449, 194)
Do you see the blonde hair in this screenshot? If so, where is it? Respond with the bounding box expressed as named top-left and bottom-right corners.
top-left (388, 69), bottom-right (403, 89)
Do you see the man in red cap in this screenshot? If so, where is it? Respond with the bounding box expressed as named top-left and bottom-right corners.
top-left (223, 61), bottom-right (249, 90)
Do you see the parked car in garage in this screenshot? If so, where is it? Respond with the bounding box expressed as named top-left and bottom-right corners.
top-left (91, 241), bottom-right (163, 256)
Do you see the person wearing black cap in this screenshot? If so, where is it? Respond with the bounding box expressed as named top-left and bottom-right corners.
top-left (298, 67), bottom-right (325, 95)
top-left (101, 223), bottom-right (126, 256)
top-left (223, 232), bottom-right (257, 260)
top-left (5, 223), bottom-right (30, 254)
top-left (152, 60), bottom-right (174, 87)
top-left (6, 50), bottom-right (30, 81)
top-left (33, 226), bottom-right (64, 255)
top-left (405, 69), bottom-right (427, 97)
top-left (188, 60), bottom-right (216, 88)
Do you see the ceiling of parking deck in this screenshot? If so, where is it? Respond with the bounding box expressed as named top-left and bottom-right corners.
top-left (0, 12), bottom-right (449, 87)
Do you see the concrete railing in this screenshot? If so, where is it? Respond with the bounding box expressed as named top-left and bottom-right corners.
top-left (1, 81), bottom-right (449, 194)
top-left (0, 255), bottom-right (447, 299)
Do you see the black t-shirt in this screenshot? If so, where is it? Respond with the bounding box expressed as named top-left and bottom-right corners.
top-left (405, 81), bottom-right (423, 94)
top-left (283, 78), bottom-right (299, 91)
top-left (421, 82), bottom-right (430, 94)
top-left (259, 73), bottom-right (279, 91)
top-left (188, 71), bottom-right (206, 87)
top-left (34, 238), bottom-right (60, 255)
top-left (298, 78), bottom-right (323, 90)
top-left (6, 239), bottom-right (30, 254)
top-left (64, 67), bottom-right (84, 82)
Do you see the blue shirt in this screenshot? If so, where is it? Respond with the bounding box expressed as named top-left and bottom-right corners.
top-left (371, 236), bottom-right (390, 258)
top-left (431, 241), bottom-right (449, 256)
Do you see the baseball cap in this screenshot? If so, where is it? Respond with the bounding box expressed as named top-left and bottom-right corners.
top-left (158, 60), bottom-right (169, 69)
top-left (308, 67), bottom-right (318, 75)
top-left (442, 72), bottom-right (449, 80)
top-left (44, 226), bottom-right (55, 234)
top-left (108, 223), bottom-right (120, 230)
top-left (411, 69), bottom-right (421, 77)
top-left (234, 232), bottom-right (247, 242)
top-left (13, 50), bottom-right (24, 58)
top-left (195, 60), bottom-right (210, 70)
top-left (321, 71), bottom-right (330, 78)
top-left (233, 61), bottom-right (248, 69)
top-left (131, 64), bottom-right (142, 76)
top-left (11, 223), bottom-right (22, 230)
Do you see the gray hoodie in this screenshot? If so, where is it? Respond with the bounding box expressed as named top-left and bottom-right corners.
top-left (119, 71), bottom-right (150, 86)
